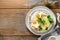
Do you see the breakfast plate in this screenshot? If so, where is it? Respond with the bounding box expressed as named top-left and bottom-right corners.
top-left (25, 6), bottom-right (56, 35)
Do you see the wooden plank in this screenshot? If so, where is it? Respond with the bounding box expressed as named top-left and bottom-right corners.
top-left (0, 0), bottom-right (44, 8)
top-left (0, 0), bottom-right (27, 8)
top-left (0, 9), bottom-right (34, 35)
top-left (0, 35), bottom-right (38, 40)
top-left (0, 0), bottom-right (60, 9)
top-left (0, 9), bottom-right (59, 35)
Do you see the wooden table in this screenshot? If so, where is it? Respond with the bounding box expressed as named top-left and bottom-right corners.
top-left (0, 0), bottom-right (60, 40)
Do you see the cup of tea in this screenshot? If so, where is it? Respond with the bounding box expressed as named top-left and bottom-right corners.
top-left (48, 36), bottom-right (56, 40)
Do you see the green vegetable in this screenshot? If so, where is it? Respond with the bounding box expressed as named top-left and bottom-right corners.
top-left (47, 15), bottom-right (54, 23)
top-left (38, 26), bottom-right (42, 31)
top-left (37, 18), bottom-right (45, 25)
top-left (45, 27), bottom-right (48, 30)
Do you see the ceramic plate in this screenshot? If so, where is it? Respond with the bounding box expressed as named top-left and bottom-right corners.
top-left (25, 6), bottom-right (56, 35)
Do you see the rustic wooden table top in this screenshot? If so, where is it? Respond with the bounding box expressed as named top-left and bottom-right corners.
top-left (0, 0), bottom-right (60, 40)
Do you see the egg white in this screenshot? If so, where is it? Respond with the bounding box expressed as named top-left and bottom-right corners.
top-left (31, 11), bottom-right (41, 28)
top-left (31, 21), bottom-right (39, 28)
top-left (31, 11), bottom-right (42, 20)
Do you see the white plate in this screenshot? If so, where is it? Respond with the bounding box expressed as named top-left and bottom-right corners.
top-left (25, 6), bottom-right (56, 35)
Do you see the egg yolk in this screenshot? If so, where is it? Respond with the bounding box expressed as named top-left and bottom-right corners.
top-left (32, 20), bottom-right (36, 24)
top-left (35, 13), bottom-right (40, 18)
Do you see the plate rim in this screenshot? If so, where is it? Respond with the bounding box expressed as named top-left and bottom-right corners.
top-left (25, 6), bottom-right (56, 35)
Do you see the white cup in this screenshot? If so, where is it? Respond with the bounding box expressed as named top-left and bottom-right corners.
top-left (57, 13), bottom-right (60, 23)
top-left (48, 36), bottom-right (56, 40)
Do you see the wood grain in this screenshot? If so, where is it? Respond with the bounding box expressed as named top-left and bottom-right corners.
top-left (0, 0), bottom-right (60, 9)
top-left (0, 0), bottom-right (45, 8)
top-left (0, 0), bottom-right (27, 8)
top-left (0, 9), bottom-right (34, 35)
top-left (0, 9), bottom-right (59, 35)
top-left (0, 35), bottom-right (38, 40)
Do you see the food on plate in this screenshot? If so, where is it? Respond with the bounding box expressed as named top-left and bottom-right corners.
top-left (35, 13), bottom-right (41, 18)
top-left (32, 26), bottom-right (39, 31)
top-left (31, 20), bottom-right (36, 24)
top-left (31, 11), bottom-right (54, 32)
top-left (47, 15), bottom-right (54, 23)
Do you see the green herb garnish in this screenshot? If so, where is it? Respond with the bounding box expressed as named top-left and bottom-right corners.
top-left (45, 27), bottom-right (48, 30)
top-left (38, 26), bottom-right (42, 31)
top-left (47, 15), bottom-right (54, 23)
top-left (37, 18), bottom-right (45, 25)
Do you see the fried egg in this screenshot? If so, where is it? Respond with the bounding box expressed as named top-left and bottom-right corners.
top-left (31, 11), bottom-right (41, 30)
